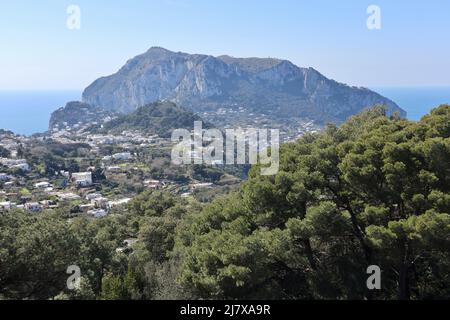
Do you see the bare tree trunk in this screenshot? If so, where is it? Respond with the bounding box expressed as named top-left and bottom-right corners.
top-left (398, 243), bottom-right (411, 300)
top-left (398, 263), bottom-right (410, 300)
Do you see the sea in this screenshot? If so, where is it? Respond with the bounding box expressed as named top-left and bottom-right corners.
top-left (372, 87), bottom-right (450, 121)
top-left (0, 91), bottom-right (81, 135)
top-left (0, 87), bottom-right (449, 136)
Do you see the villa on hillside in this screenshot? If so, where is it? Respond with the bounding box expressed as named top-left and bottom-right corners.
top-left (92, 197), bottom-right (109, 209)
top-left (88, 209), bottom-right (107, 218)
top-left (0, 158), bottom-right (30, 171)
top-left (0, 201), bottom-right (16, 211)
top-left (24, 202), bottom-right (43, 213)
top-left (71, 172), bottom-right (93, 188)
top-left (112, 152), bottom-right (133, 161)
top-left (85, 193), bottom-right (102, 201)
top-left (189, 182), bottom-right (213, 191)
top-left (108, 198), bottom-right (132, 209)
top-left (144, 179), bottom-right (163, 190)
top-left (34, 181), bottom-right (52, 189)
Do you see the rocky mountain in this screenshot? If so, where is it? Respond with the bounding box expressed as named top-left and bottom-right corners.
top-left (82, 47), bottom-right (406, 124)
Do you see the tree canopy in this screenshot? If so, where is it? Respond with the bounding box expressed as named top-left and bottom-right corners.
top-left (177, 105), bottom-right (450, 299)
top-left (1, 105), bottom-right (449, 300)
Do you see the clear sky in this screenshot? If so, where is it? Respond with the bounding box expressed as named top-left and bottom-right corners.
top-left (1, 0), bottom-right (450, 90)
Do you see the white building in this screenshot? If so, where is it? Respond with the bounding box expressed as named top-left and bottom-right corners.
top-left (12, 163), bottom-right (30, 171)
top-left (71, 172), bottom-right (93, 187)
top-left (34, 181), bottom-right (52, 189)
top-left (85, 193), bottom-right (102, 201)
top-left (56, 192), bottom-right (81, 201)
top-left (92, 197), bottom-right (109, 209)
top-left (25, 202), bottom-right (43, 213)
top-left (144, 179), bottom-right (162, 190)
top-left (40, 200), bottom-right (57, 209)
top-left (108, 198), bottom-right (132, 209)
top-left (106, 166), bottom-right (121, 173)
top-left (0, 201), bottom-right (15, 211)
top-left (60, 170), bottom-right (70, 178)
top-left (115, 238), bottom-right (138, 253)
top-left (87, 209), bottom-right (107, 218)
top-left (0, 158), bottom-right (30, 171)
top-left (190, 183), bottom-right (213, 190)
top-left (112, 152), bottom-right (133, 161)
top-left (4, 181), bottom-right (14, 189)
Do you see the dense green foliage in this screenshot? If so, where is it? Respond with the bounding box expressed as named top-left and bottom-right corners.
top-left (1, 105), bottom-right (449, 300)
top-left (0, 191), bottom-right (190, 300)
top-left (177, 105), bottom-right (450, 300)
top-left (99, 101), bottom-right (207, 138)
top-left (20, 140), bottom-right (91, 176)
top-left (0, 209), bottom-right (129, 299)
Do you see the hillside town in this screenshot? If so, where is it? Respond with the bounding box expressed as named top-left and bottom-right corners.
top-left (199, 105), bottom-right (322, 142)
top-left (0, 127), bottom-right (241, 217)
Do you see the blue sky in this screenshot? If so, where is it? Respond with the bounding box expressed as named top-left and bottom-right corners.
top-left (1, 0), bottom-right (450, 90)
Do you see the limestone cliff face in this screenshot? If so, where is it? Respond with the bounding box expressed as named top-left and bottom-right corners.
top-left (82, 47), bottom-right (406, 123)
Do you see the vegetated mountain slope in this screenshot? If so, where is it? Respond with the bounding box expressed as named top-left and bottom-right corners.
top-left (49, 101), bottom-right (115, 131)
top-left (98, 101), bottom-right (207, 138)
